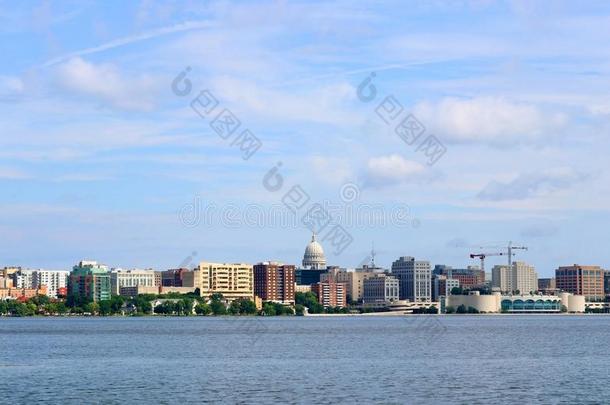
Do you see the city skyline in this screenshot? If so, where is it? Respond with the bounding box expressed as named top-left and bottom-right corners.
top-left (2, 2), bottom-right (610, 274)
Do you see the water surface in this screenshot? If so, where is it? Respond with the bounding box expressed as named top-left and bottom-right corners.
top-left (1, 315), bottom-right (608, 404)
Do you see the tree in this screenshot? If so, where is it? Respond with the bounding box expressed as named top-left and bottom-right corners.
top-left (294, 304), bottom-right (305, 316)
top-left (467, 306), bottom-right (479, 314)
top-left (450, 287), bottom-right (463, 295)
top-left (239, 299), bottom-right (257, 315)
top-left (456, 304), bottom-right (467, 314)
top-left (98, 300), bottom-right (112, 316)
top-left (261, 302), bottom-right (276, 316)
top-left (195, 303), bottom-right (212, 315)
top-left (445, 306), bottom-right (455, 314)
top-left (210, 299), bottom-right (227, 315)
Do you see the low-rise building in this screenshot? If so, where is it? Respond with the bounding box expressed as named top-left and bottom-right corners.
top-left (362, 274), bottom-right (399, 303)
top-left (110, 269), bottom-right (158, 295)
top-left (432, 274), bottom-right (460, 300)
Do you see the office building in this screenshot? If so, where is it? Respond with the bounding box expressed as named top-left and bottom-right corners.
top-left (311, 281), bottom-right (346, 308)
top-left (391, 256), bottom-right (431, 302)
top-left (253, 262), bottom-right (295, 304)
top-left (362, 274), bottom-right (399, 303)
top-left (110, 269), bottom-right (158, 295)
top-left (556, 264), bottom-right (604, 300)
top-left (161, 268), bottom-right (190, 287)
top-left (69, 260), bottom-right (111, 302)
top-left (432, 274), bottom-right (460, 300)
top-left (538, 278), bottom-right (557, 294)
top-left (435, 265), bottom-right (484, 289)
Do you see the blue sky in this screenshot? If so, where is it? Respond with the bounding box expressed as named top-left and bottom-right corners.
top-left (1, 0), bottom-right (610, 276)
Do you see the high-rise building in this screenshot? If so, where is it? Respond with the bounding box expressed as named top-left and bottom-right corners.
top-left (391, 256), bottom-right (431, 302)
top-left (362, 274), bottom-right (399, 303)
top-left (253, 262), bottom-right (295, 304)
top-left (32, 270), bottom-right (70, 298)
top-left (492, 262), bottom-right (538, 294)
top-left (192, 262), bottom-right (253, 301)
top-left (556, 265), bottom-right (604, 300)
top-left (69, 261), bottom-right (111, 302)
top-left (311, 281), bottom-right (346, 308)
top-left (110, 269), bottom-right (158, 295)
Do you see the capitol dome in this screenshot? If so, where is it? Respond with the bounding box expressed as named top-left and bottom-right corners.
top-left (302, 233), bottom-right (326, 269)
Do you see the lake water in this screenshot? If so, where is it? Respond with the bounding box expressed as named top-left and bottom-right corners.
top-left (1, 315), bottom-right (609, 404)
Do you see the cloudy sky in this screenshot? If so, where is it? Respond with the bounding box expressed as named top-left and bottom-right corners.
top-left (1, 0), bottom-right (610, 276)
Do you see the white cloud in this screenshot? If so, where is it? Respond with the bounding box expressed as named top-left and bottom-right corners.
top-left (362, 154), bottom-right (426, 188)
top-left (477, 167), bottom-right (588, 201)
top-left (0, 167), bottom-right (29, 180)
top-left (413, 97), bottom-right (567, 145)
top-left (0, 75), bottom-right (24, 97)
top-left (55, 57), bottom-right (158, 110)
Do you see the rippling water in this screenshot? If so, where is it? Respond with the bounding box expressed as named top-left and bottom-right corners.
top-left (1, 315), bottom-right (609, 404)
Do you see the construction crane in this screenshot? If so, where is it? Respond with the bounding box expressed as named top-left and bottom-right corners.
top-left (469, 252), bottom-right (506, 273)
top-left (507, 241), bottom-right (528, 267)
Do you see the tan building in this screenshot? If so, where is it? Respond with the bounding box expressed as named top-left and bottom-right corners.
top-left (321, 268), bottom-right (377, 303)
top-left (191, 262), bottom-right (253, 301)
top-left (556, 264), bottom-right (604, 300)
top-left (492, 262), bottom-right (538, 294)
top-left (110, 269), bottom-right (158, 295)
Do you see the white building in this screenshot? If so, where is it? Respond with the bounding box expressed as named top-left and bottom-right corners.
top-left (110, 269), bottom-right (158, 295)
top-left (391, 256), bottom-right (431, 302)
top-left (33, 270), bottom-right (70, 298)
top-left (492, 261), bottom-right (538, 294)
top-left (302, 233), bottom-right (326, 270)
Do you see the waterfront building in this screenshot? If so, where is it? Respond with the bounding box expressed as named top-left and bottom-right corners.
top-left (32, 270), bottom-right (70, 298)
top-left (605, 271), bottom-right (610, 296)
top-left (446, 291), bottom-right (586, 313)
top-left (0, 285), bottom-right (47, 300)
top-left (69, 260), bottom-right (111, 302)
top-left (492, 262), bottom-right (538, 294)
top-left (556, 264), bottom-right (604, 300)
top-left (191, 262), bottom-right (253, 301)
top-left (311, 281), bottom-right (346, 308)
top-left (253, 262), bottom-right (295, 304)
top-left (391, 256), bottom-right (431, 302)
top-left (302, 233), bottom-right (326, 269)
top-left (432, 274), bottom-right (460, 300)
top-left (110, 269), bottom-right (158, 295)
top-left (362, 274), bottom-right (399, 304)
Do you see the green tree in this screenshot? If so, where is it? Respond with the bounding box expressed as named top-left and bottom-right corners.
top-left (294, 304), bottom-right (305, 316)
top-left (445, 306), bottom-right (455, 314)
top-left (261, 302), bottom-right (276, 316)
top-left (239, 299), bottom-right (257, 315)
top-left (98, 300), bottom-right (112, 316)
top-left (195, 303), bottom-right (212, 315)
top-left (456, 304), bottom-right (467, 314)
top-left (210, 299), bottom-right (227, 315)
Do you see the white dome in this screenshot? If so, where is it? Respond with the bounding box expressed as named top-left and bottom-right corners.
top-left (302, 233), bottom-right (326, 269)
